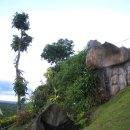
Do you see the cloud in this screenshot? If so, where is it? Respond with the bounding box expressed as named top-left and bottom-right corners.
top-left (0, 80), bottom-right (13, 92)
top-left (0, 95), bottom-right (16, 102)
top-left (0, 80), bottom-right (16, 101)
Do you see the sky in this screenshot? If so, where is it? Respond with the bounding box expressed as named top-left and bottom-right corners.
top-left (0, 0), bottom-right (130, 101)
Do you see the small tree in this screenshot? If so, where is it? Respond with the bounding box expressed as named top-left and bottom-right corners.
top-left (41, 39), bottom-right (74, 64)
top-left (11, 12), bottom-right (33, 113)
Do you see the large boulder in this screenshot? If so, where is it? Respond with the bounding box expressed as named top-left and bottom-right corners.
top-left (86, 42), bottom-right (130, 69)
top-left (86, 41), bottom-right (130, 96)
top-left (31, 104), bottom-right (78, 130)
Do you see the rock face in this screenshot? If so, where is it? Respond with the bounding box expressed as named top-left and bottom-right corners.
top-left (86, 41), bottom-right (130, 96)
top-left (86, 42), bottom-right (130, 69)
top-left (87, 40), bottom-right (101, 49)
top-left (97, 61), bottom-right (130, 96)
top-left (31, 104), bottom-right (78, 130)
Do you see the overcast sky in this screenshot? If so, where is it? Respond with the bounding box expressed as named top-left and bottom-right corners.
top-left (0, 0), bottom-right (130, 101)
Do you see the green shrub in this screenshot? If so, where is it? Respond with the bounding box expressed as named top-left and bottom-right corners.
top-left (30, 84), bottom-right (52, 113)
top-left (63, 68), bottom-right (98, 126)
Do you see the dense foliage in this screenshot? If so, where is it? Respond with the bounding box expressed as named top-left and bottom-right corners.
top-left (11, 33), bottom-right (32, 52)
top-left (12, 12), bottom-right (29, 30)
top-left (13, 77), bottom-right (28, 96)
top-left (32, 48), bottom-right (100, 126)
top-left (30, 84), bottom-right (52, 112)
top-left (0, 103), bottom-right (16, 117)
top-left (41, 39), bottom-right (74, 64)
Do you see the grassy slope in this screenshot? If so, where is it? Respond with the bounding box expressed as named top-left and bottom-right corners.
top-left (83, 86), bottom-right (130, 130)
top-left (0, 103), bottom-right (16, 117)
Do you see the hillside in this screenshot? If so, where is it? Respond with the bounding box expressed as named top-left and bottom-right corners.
top-left (0, 100), bottom-right (16, 104)
top-left (0, 102), bottom-right (16, 117)
top-left (8, 86), bottom-right (130, 130)
top-left (83, 86), bottom-right (130, 130)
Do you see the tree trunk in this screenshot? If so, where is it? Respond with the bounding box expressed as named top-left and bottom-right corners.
top-left (17, 95), bottom-right (21, 113)
top-left (16, 30), bottom-right (22, 113)
top-left (16, 45), bottom-right (21, 113)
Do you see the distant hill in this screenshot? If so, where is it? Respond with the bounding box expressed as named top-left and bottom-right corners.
top-left (0, 100), bottom-right (16, 104)
top-left (0, 101), bottom-right (17, 117)
top-left (83, 86), bottom-right (130, 130)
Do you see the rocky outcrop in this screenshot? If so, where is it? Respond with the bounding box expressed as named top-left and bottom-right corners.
top-left (31, 104), bottom-right (78, 130)
top-left (87, 40), bottom-right (101, 49)
top-left (86, 41), bottom-right (130, 96)
top-left (86, 41), bottom-right (130, 69)
top-left (97, 61), bottom-right (130, 96)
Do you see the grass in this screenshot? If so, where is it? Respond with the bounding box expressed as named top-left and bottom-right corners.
top-left (83, 86), bottom-right (130, 130)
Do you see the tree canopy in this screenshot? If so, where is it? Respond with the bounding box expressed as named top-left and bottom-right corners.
top-left (11, 12), bottom-right (32, 52)
top-left (11, 33), bottom-right (32, 52)
top-left (12, 12), bottom-right (30, 30)
top-left (41, 39), bottom-right (74, 64)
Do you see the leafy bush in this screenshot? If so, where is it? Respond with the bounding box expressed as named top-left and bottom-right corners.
top-left (63, 68), bottom-right (99, 126)
top-left (31, 84), bottom-right (52, 112)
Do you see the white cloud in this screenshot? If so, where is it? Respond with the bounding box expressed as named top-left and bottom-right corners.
top-left (0, 94), bottom-right (17, 102)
